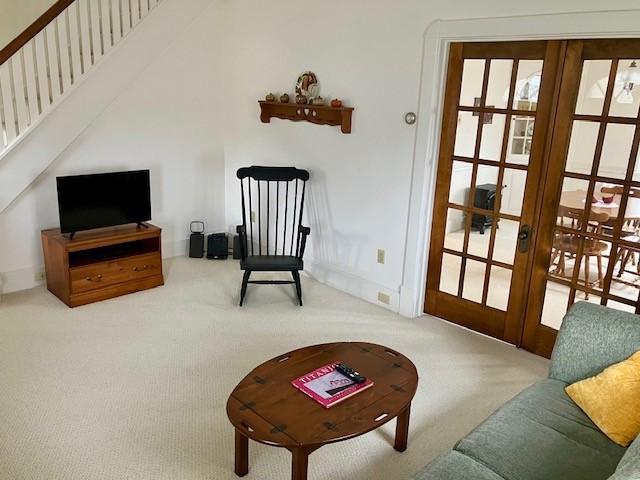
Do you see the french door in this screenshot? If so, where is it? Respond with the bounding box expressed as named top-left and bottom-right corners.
top-left (523, 40), bottom-right (640, 356)
top-left (426, 39), bottom-right (640, 356)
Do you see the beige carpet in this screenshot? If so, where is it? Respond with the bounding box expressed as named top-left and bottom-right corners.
top-left (0, 257), bottom-right (549, 480)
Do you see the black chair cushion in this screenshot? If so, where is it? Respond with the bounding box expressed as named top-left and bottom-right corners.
top-left (241, 255), bottom-right (303, 271)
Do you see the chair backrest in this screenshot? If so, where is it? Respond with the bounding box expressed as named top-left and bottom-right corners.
top-left (237, 166), bottom-right (310, 258)
top-left (600, 185), bottom-right (624, 195)
top-left (557, 205), bottom-right (609, 232)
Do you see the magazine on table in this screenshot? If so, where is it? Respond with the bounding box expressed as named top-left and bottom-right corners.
top-left (291, 362), bottom-right (374, 408)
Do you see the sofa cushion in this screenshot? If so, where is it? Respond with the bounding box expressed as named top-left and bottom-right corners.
top-left (608, 434), bottom-right (640, 480)
top-left (454, 379), bottom-right (626, 480)
top-left (411, 450), bottom-right (505, 480)
top-left (566, 350), bottom-right (640, 447)
top-left (550, 302), bottom-right (640, 384)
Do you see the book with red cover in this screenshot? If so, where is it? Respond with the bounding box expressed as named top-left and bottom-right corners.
top-left (291, 362), bottom-right (374, 408)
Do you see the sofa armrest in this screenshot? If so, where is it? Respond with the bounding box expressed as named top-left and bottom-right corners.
top-left (549, 301), bottom-right (640, 384)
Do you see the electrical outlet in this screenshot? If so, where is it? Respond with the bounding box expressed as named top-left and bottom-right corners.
top-left (377, 249), bottom-right (385, 264)
top-left (251, 211), bottom-right (256, 222)
top-left (34, 270), bottom-right (45, 282)
top-left (377, 292), bottom-right (390, 305)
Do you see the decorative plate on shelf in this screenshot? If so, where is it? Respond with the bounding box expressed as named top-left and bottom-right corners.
top-left (296, 71), bottom-right (319, 99)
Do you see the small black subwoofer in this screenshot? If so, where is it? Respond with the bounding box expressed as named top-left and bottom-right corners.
top-left (471, 183), bottom-right (497, 234)
top-left (189, 221), bottom-right (205, 258)
top-left (207, 233), bottom-right (228, 260)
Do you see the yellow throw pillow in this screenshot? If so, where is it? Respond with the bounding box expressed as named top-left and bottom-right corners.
top-left (565, 351), bottom-right (640, 447)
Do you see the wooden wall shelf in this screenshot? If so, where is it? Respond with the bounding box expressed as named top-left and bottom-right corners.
top-left (259, 101), bottom-right (354, 134)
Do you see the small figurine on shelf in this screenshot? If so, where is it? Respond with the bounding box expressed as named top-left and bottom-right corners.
top-left (280, 93), bottom-right (290, 103)
top-left (296, 94), bottom-right (308, 104)
top-left (312, 96), bottom-right (325, 106)
top-left (265, 93), bottom-right (276, 102)
top-left (330, 99), bottom-right (343, 108)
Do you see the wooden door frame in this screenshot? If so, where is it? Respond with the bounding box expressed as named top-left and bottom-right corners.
top-left (400, 10), bottom-right (640, 319)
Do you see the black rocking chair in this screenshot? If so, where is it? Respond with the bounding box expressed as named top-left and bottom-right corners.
top-left (236, 166), bottom-right (311, 306)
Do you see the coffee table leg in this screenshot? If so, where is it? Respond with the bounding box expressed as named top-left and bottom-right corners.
top-left (235, 429), bottom-right (249, 476)
top-left (290, 447), bottom-right (311, 480)
top-left (394, 403), bottom-right (411, 452)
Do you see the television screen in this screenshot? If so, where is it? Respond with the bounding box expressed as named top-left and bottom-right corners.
top-left (56, 170), bottom-right (151, 234)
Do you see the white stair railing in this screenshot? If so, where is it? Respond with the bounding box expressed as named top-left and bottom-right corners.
top-left (0, 0), bottom-right (162, 156)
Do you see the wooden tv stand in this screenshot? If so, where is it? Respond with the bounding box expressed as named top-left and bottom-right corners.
top-left (41, 223), bottom-right (164, 307)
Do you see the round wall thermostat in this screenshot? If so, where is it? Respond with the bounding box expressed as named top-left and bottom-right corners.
top-left (405, 112), bottom-right (417, 125)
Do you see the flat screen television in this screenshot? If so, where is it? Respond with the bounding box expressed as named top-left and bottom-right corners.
top-left (56, 170), bottom-right (151, 235)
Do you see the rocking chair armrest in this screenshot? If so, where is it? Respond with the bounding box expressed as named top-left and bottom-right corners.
top-left (298, 225), bottom-right (311, 259)
top-left (236, 225), bottom-right (248, 260)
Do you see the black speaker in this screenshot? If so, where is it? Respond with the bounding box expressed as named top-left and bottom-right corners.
top-left (207, 233), bottom-right (228, 259)
top-left (471, 183), bottom-right (497, 234)
top-left (189, 221), bottom-right (205, 258)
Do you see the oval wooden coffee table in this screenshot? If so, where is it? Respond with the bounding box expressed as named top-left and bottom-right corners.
top-left (226, 342), bottom-right (418, 480)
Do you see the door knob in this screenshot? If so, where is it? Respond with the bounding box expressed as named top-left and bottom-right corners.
top-left (518, 225), bottom-right (532, 253)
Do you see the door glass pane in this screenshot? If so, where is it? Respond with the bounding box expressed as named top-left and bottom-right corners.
top-left (566, 120), bottom-right (600, 175)
top-left (462, 259), bottom-right (486, 303)
top-left (578, 236), bottom-right (612, 295)
top-left (468, 223), bottom-right (492, 258)
top-left (444, 208), bottom-right (466, 252)
top-left (460, 59), bottom-right (486, 107)
top-left (476, 164), bottom-right (499, 187)
top-left (633, 150), bottom-right (640, 182)
top-left (607, 299), bottom-right (637, 313)
top-left (470, 183), bottom-right (497, 235)
top-left (440, 253), bottom-right (462, 296)
top-left (493, 218), bottom-right (519, 265)
top-left (454, 111), bottom-right (479, 158)
top-left (609, 59), bottom-right (640, 118)
top-left (507, 116), bottom-right (534, 165)
top-left (501, 168), bottom-right (527, 216)
top-left (512, 60), bottom-right (543, 111)
top-left (623, 197), bottom-right (640, 238)
top-left (583, 294), bottom-right (603, 306)
top-left (609, 246), bottom-right (640, 301)
top-left (540, 282), bottom-right (570, 330)
top-left (486, 60), bottom-right (513, 109)
top-left (487, 266), bottom-right (512, 310)
top-left (449, 161), bottom-right (473, 205)
top-left (575, 60), bottom-right (612, 116)
top-left (558, 178), bottom-right (590, 227)
top-left (598, 123), bottom-right (636, 179)
top-left (479, 113), bottom-right (506, 161)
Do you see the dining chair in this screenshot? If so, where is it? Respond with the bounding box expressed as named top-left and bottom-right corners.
top-left (607, 186), bottom-right (640, 277)
top-left (235, 166), bottom-right (311, 306)
top-left (552, 206), bottom-right (609, 298)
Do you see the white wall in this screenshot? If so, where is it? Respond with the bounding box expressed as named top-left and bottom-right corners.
top-left (221, 0), bottom-right (640, 310)
top-left (0, 0), bottom-right (228, 293)
top-left (3, 0), bottom-right (640, 309)
top-left (0, 0), bottom-right (56, 49)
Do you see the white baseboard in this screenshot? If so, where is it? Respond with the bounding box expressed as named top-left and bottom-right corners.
top-left (303, 259), bottom-right (400, 313)
top-left (0, 238), bottom-right (189, 296)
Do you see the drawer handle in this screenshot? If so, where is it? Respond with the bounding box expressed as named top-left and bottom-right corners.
top-left (85, 275), bottom-right (102, 282)
top-left (133, 265), bottom-right (150, 272)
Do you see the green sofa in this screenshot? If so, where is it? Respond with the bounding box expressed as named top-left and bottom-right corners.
top-left (413, 302), bottom-right (640, 480)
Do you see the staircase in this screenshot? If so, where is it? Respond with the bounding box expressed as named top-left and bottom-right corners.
top-left (0, 0), bottom-right (163, 212)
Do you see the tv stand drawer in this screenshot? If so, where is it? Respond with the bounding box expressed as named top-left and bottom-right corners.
top-left (70, 253), bottom-right (162, 294)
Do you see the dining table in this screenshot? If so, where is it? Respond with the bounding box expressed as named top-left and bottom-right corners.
top-left (560, 189), bottom-right (640, 225)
